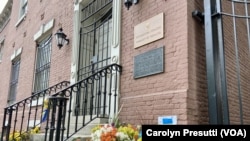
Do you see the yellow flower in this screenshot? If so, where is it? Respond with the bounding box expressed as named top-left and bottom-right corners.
top-left (43, 99), bottom-right (49, 109)
top-left (91, 125), bottom-right (101, 133)
top-left (30, 126), bottom-right (40, 134)
top-left (9, 131), bottom-right (29, 141)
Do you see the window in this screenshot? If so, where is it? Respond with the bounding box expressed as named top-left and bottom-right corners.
top-left (0, 40), bottom-right (4, 62)
top-left (8, 59), bottom-right (21, 105)
top-left (16, 0), bottom-right (28, 26)
top-left (33, 36), bottom-right (52, 93)
top-left (19, 0), bottom-right (28, 18)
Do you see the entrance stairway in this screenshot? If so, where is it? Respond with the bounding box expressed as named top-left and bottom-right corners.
top-left (0, 64), bottom-right (122, 141)
top-left (30, 118), bottom-right (108, 141)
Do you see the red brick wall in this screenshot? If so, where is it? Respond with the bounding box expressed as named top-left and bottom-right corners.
top-left (119, 0), bottom-right (208, 125)
top-left (0, 0), bottom-right (73, 123)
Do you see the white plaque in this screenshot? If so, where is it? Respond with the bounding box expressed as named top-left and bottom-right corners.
top-left (134, 13), bottom-right (164, 48)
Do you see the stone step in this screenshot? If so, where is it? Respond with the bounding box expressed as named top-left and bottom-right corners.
top-left (67, 135), bottom-right (92, 141)
top-left (30, 133), bottom-right (92, 141)
top-left (30, 117), bottom-right (108, 141)
top-left (67, 117), bottom-right (108, 135)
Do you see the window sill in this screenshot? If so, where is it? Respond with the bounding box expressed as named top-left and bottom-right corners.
top-left (15, 14), bottom-right (26, 27)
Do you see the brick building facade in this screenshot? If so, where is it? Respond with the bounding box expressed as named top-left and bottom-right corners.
top-left (0, 0), bottom-right (250, 140)
top-left (0, 0), bottom-right (73, 103)
top-left (119, 0), bottom-right (207, 125)
top-left (0, 0), bottom-right (74, 136)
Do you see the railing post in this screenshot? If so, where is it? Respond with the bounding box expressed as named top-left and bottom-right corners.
top-left (7, 108), bottom-right (14, 141)
top-left (4, 107), bottom-right (13, 141)
top-left (1, 108), bottom-right (9, 141)
top-left (48, 96), bottom-right (68, 141)
top-left (0, 109), bottom-right (6, 141)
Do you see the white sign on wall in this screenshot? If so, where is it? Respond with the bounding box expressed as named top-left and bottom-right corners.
top-left (134, 12), bottom-right (164, 48)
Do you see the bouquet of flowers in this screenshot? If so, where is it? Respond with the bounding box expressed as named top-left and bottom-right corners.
top-left (91, 123), bottom-right (141, 141)
top-left (90, 104), bottom-right (142, 141)
top-left (9, 131), bottom-right (29, 141)
top-left (9, 126), bottom-right (40, 141)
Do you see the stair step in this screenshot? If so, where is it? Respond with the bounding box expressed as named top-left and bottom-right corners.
top-left (30, 134), bottom-right (92, 141)
top-left (30, 118), bottom-right (108, 141)
top-left (67, 117), bottom-right (109, 135)
top-left (66, 135), bottom-right (92, 141)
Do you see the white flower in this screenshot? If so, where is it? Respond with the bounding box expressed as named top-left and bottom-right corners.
top-left (103, 124), bottom-right (109, 128)
top-left (116, 132), bottom-right (131, 141)
top-left (91, 129), bottom-right (103, 141)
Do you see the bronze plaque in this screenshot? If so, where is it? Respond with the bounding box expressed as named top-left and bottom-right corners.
top-left (134, 46), bottom-right (164, 78)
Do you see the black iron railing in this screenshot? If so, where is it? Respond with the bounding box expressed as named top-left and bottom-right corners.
top-left (0, 81), bottom-right (70, 141)
top-left (46, 64), bottom-right (121, 141)
top-left (1, 64), bottom-right (121, 141)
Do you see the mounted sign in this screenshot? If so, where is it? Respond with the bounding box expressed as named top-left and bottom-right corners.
top-left (134, 46), bottom-right (164, 79)
top-left (134, 13), bottom-right (164, 48)
top-left (158, 116), bottom-right (177, 125)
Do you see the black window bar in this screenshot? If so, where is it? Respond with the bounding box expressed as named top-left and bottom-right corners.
top-left (8, 59), bottom-right (21, 105)
top-left (204, 0), bottom-right (250, 124)
top-left (81, 0), bottom-right (113, 22)
top-left (34, 36), bottom-right (52, 93)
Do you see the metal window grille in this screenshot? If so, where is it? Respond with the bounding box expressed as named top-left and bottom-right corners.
top-left (33, 36), bottom-right (52, 93)
top-left (204, 0), bottom-right (250, 124)
top-left (81, 0), bottom-right (113, 21)
top-left (78, 1), bottom-right (113, 80)
top-left (8, 60), bottom-right (21, 105)
top-left (76, 0), bottom-right (113, 115)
